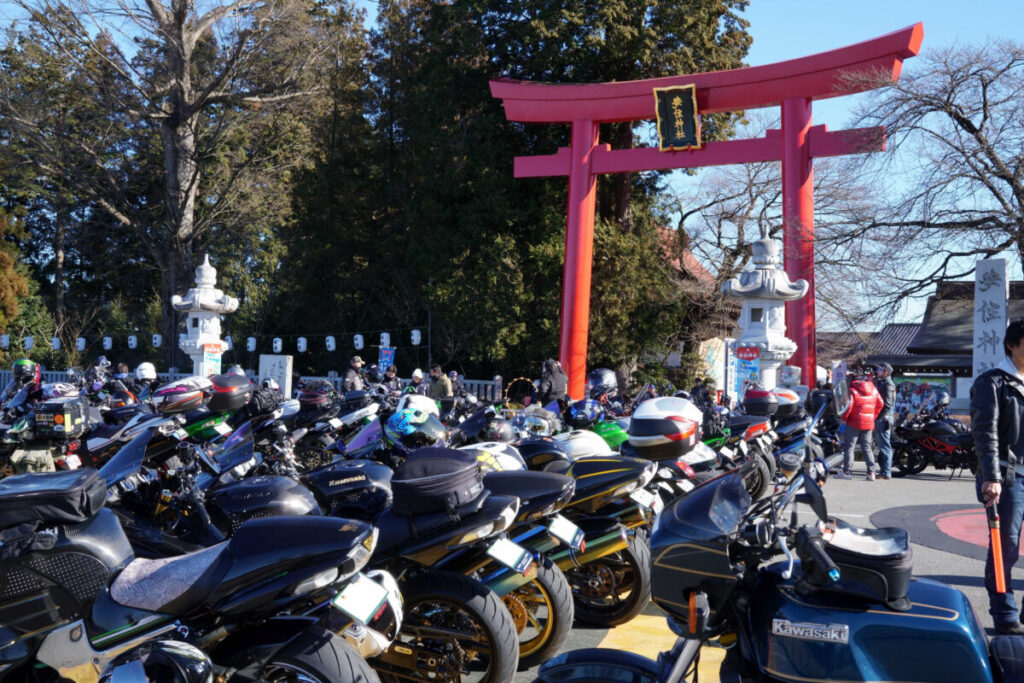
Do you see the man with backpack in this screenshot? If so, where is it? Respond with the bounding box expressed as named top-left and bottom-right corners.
top-left (837, 373), bottom-right (884, 480)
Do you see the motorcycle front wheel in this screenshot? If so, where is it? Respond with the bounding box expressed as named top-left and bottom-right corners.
top-left (385, 570), bottom-right (518, 683)
top-left (893, 445), bottom-right (927, 477)
top-left (567, 530), bottom-right (652, 627)
top-left (259, 626), bottom-right (378, 683)
top-left (532, 647), bottom-right (660, 683)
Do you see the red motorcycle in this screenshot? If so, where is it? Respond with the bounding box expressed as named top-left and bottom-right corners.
top-left (892, 406), bottom-right (975, 478)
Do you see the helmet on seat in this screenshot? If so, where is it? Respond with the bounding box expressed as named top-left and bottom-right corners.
top-left (384, 408), bottom-right (447, 452)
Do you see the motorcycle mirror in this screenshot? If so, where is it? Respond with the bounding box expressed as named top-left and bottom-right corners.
top-left (799, 471), bottom-right (829, 523)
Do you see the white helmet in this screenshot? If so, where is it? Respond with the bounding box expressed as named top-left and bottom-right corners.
top-left (552, 429), bottom-right (615, 459)
top-left (412, 368), bottom-right (423, 380)
top-left (135, 362), bottom-right (157, 381)
top-left (395, 393), bottom-right (439, 418)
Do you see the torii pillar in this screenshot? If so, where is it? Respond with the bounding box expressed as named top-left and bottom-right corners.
top-left (491, 24), bottom-right (923, 398)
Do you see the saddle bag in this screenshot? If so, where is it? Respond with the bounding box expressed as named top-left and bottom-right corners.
top-left (801, 518), bottom-right (913, 611)
top-left (391, 448), bottom-right (485, 518)
top-left (0, 468), bottom-right (106, 530)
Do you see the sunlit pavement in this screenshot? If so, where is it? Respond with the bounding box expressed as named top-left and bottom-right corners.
top-left (514, 466), bottom-right (1008, 682)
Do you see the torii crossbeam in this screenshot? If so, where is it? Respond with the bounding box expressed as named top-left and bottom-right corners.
top-left (491, 23), bottom-right (923, 398)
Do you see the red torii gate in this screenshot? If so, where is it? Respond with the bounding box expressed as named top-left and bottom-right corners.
top-left (490, 23), bottom-right (923, 399)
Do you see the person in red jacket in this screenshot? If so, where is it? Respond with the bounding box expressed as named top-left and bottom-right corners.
top-left (837, 375), bottom-right (885, 480)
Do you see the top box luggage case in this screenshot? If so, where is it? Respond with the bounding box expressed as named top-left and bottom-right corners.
top-left (208, 373), bottom-right (254, 412)
top-left (34, 396), bottom-right (90, 439)
top-left (626, 396), bottom-right (703, 461)
top-left (743, 388), bottom-right (779, 416)
top-left (152, 376), bottom-right (213, 414)
top-left (390, 448), bottom-right (485, 518)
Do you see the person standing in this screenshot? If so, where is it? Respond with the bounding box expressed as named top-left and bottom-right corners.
top-left (342, 356), bottom-right (365, 392)
top-left (873, 363), bottom-right (896, 479)
top-left (407, 368), bottom-right (429, 395)
top-left (536, 358), bottom-right (568, 406)
top-left (836, 374), bottom-right (883, 480)
top-left (428, 364), bottom-right (453, 399)
top-left (973, 319), bottom-right (1024, 635)
top-left (448, 370), bottom-right (464, 396)
top-left (382, 365), bottom-right (402, 394)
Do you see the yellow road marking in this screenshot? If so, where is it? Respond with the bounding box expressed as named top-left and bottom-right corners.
top-left (596, 614), bottom-right (725, 679)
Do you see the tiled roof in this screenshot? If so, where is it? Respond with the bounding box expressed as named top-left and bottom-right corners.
top-left (817, 323), bottom-right (921, 363)
top-left (870, 323), bottom-right (921, 356)
top-left (907, 280), bottom-right (1024, 354)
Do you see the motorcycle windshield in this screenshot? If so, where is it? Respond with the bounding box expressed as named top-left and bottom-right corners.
top-left (99, 426), bottom-right (160, 487)
top-left (656, 471), bottom-right (751, 542)
top-left (346, 417), bottom-right (381, 450)
top-left (217, 420), bottom-right (256, 471)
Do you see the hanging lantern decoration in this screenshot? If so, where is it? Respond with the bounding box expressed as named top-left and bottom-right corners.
top-left (23, 336), bottom-right (34, 351)
top-left (128, 335), bottom-right (138, 349)
top-left (152, 334), bottom-right (162, 348)
top-left (224, 335), bottom-right (233, 351)
top-left (297, 337), bottom-right (308, 353)
top-left (326, 335), bottom-right (336, 351)
top-left (411, 329), bottom-right (422, 346)
top-left (354, 334), bottom-right (364, 350)
top-left (103, 337), bottom-right (112, 351)
top-left (247, 337), bottom-right (257, 352)
top-left (380, 332), bottom-right (391, 348)
top-left (51, 337), bottom-right (61, 351)
top-left (273, 338), bottom-right (282, 353)
top-left (77, 338), bottom-right (86, 351)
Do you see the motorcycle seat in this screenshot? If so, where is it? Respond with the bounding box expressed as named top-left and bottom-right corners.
top-left (90, 423), bottom-right (124, 440)
top-left (112, 516), bottom-right (374, 616)
top-left (111, 542), bottom-right (232, 616)
top-left (727, 414), bottom-right (769, 432)
top-left (182, 407), bottom-right (212, 425)
top-left (774, 417), bottom-right (812, 440)
top-left (374, 493), bottom-right (491, 551)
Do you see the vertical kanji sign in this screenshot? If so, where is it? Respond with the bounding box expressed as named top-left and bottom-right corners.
top-left (654, 85), bottom-right (701, 151)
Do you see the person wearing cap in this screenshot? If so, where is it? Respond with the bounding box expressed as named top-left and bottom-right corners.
top-left (428, 364), bottom-right (453, 399)
top-left (342, 355), bottom-right (365, 392)
top-left (407, 368), bottom-right (429, 395)
top-left (448, 370), bottom-right (464, 396)
top-left (873, 362), bottom-right (896, 479)
top-left (382, 364), bottom-right (402, 393)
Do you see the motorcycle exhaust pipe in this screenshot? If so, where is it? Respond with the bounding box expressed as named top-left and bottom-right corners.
top-left (551, 527), bottom-right (628, 572)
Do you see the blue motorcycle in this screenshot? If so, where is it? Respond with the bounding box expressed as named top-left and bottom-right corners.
top-left (534, 454), bottom-right (1024, 682)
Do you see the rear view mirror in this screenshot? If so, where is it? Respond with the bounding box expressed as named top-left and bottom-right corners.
top-left (799, 472), bottom-right (828, 523)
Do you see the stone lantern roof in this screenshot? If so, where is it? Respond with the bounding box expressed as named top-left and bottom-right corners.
top-left (721, 238), bottom-right (808, 301)
top-left (171, 254), bottom-right (239, 315)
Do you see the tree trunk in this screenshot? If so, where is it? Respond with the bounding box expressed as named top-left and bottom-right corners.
top-left (610, 123), bottom-right (634, 234)
top-left (158, 244), bottom-right (192, 370)
top-left (54, 210), bottom-right (65, 329)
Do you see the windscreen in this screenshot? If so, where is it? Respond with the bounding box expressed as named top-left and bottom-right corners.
top-left (657, 471), bottom-right (751, 542)
top-left (99, 426), bottom-right (159, 487)
top-left (217, 420), bottom-right (255, 471)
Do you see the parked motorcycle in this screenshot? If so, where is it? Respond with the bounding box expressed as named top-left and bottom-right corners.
top-left (534, 451), bottom-right (1024, 683)
top-left (893, 407), bottom-right (975, 478)
top-left (0, 467), bottom-right (387, 682)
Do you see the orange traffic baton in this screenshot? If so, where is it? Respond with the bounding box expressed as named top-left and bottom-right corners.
top-left (988, 504), bottom-right (1007, 594)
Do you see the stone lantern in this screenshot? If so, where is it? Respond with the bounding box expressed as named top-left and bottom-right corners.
top-left (171, 254), bottom-right (238, 376)
top-left (722, 238), bottom-right (809, 390)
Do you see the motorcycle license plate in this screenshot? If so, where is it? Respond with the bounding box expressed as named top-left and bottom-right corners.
top-left (487, 538), bottom-right (533, 574)
top-left (548, 515), bottom-right (585, 551)
top-left (630, 488), bottom-right (664, 515)
top-left (328, 418), bottom-right (343, 429)
top-left (172, 428), bottom-right (189, 441)
top-left (679, 480), bottom-right (695, 493)
top-left (213, 422), bottom-right (232, 436)
top-left (332, 573), bottom-right (389, 625)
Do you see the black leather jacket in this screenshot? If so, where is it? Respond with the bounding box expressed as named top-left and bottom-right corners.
top-left (874, 376), bottom-right (895, 421)
top-left (971, 368), bottom-right (1024, 483)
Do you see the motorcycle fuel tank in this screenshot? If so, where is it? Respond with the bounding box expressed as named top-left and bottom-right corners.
top-left (749, 565), bottom-right (993, 682)
top-left (301, 459), bottom-right (393, 521)
top-left (205, 475), bottom-right (322, 535)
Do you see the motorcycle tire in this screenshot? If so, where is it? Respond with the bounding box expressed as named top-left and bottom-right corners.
top-left (260, 625), bottom-right (378, 683)
top-left (295, 435), bottom-right (337, 469)
top-left (741, 454), bottom-right (771, 500)
top-left (531, 647), bottom-right (660, 683)
top-left (391, 570), bottom-right (518, 683)
top-left (568, 530), bottom-right (652, 628)
top-left (893, 445), bottom-right (927, 477)
top-left (511, 555), bottom-right (574, 670)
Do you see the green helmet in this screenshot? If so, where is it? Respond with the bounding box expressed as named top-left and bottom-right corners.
top-left (11, 358), bottom-right (39, 386)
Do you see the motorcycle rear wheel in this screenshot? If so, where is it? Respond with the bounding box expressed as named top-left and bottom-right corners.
top-left (510, 556), bottom-right (574, 670)
top-left (260, 626), bottom-right (378, 683)
top-left (386, 570), bottom-right (518, 683)
top-left (568, 531), bottom-right (652, 627)
top-left (741, 455), bottom-right (771, 500)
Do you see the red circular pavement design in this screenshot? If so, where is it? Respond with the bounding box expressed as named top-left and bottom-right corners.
top-left (931, 508), bottom-right (989, 548)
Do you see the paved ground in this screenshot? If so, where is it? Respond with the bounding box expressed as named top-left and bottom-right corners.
top-left (514, 464), bottom-right (1018, 682)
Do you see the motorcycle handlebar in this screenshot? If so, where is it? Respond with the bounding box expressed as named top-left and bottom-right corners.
top-left (803, 533), bottom-right (840, 582)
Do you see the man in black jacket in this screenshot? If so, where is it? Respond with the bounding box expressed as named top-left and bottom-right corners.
top-left (972, 319), bottom-right (1024, 635)
top-left (873, 363), bottom-right (896, 479)
top-left (342, 356), bottom-right (365, 393)
top-left (535, 358), bottom-right (567, 406)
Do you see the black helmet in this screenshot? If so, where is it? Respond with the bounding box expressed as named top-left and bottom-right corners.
top-left (484, 417), bottom-right (515, 443)
top-left (11, 358), bottom-right (39, 386)
top-left (586, 368), bottom-right (617, 399)
top-left (365, 363), bottom-right (383, 384)
top-left (384, 408), bottom-right (448, 452)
